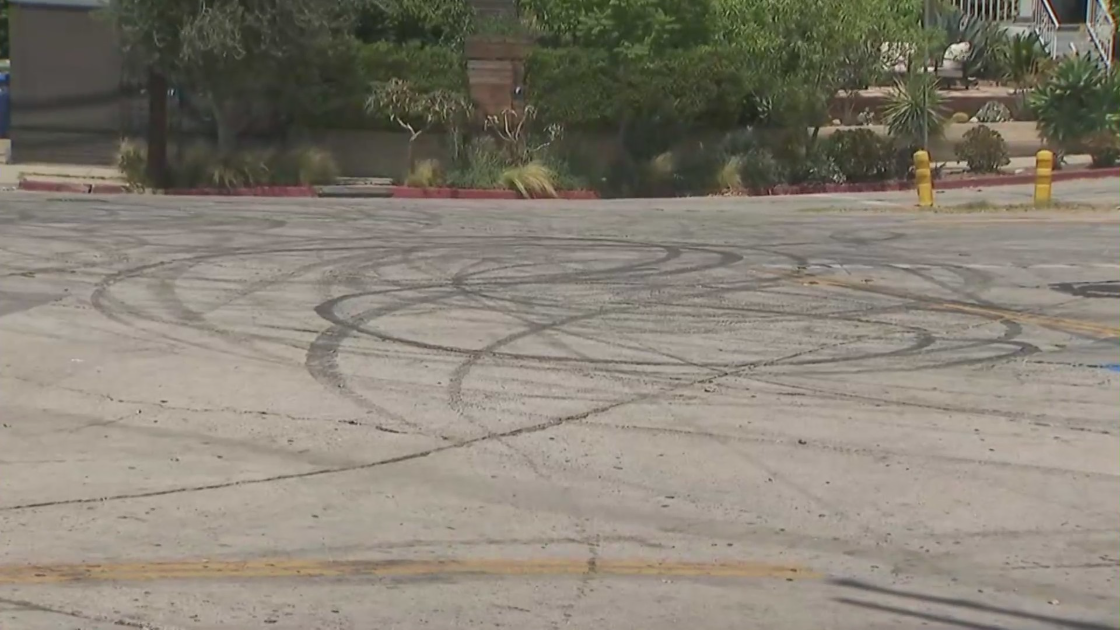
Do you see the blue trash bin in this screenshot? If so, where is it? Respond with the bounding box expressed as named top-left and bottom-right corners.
top-left (0, 72), bottom-right (9, 140)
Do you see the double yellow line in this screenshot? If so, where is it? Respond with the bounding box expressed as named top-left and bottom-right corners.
top-left (0, 557), bottom-right (819, 584)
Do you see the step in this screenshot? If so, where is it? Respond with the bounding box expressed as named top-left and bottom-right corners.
top-left (315, 184), bottom-right (394, 198)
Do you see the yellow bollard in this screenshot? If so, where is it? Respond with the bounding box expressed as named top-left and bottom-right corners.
top-left (914, 150), bottom-right (934, 207)
top-left (1034, 150), bottom-right (1053, 206)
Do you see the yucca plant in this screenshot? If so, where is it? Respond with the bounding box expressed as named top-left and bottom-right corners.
top-left (883, 73), bottom-right (948, 148)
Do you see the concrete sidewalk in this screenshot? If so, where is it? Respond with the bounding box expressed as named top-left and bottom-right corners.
top-left (0, 140), bottom-right (123, 188)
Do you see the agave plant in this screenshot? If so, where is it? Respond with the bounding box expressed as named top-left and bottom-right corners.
top-left (884, 73), bottom-right (948, 148)
top-left (1028, 55), bottom-right (1112, 156)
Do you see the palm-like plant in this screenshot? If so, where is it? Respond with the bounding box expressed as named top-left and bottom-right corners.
top-left (884, 72), bottom-right (947, 148)
top-left (1028, 55), bottom-right (1110, 156)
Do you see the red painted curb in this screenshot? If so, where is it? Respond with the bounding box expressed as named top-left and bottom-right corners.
top-left (390, 186), bottom-right (600, 200)
top-left (164, 186), bottom-right (316, 197)
top-left (740, 167), bottom-right (1120, 196)
top-left (747, 181), bottom-right (911, 197)
top-left (935, 166), bottom-right (1120, 190)
top-left (18, 180), bottom-right (92, 194)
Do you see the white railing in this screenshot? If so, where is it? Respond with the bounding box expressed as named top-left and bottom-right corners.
top-left (1086, 0), bottom-right (1115, 67)
top-left (953, 0), bottom-right (1020, 22)
top-left (1032, 0), bottom-right (1061, 58)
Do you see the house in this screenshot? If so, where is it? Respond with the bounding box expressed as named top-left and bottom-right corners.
top-left (6, 0), bottom-right (134, 165)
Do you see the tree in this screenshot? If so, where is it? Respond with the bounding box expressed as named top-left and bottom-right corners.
top-left (366, 78), bottom-right (471, 166)
top-left (713, 0), bottom-right (921, 144)
top-left (108, 0), bottom-right (365, 153)
top-left (520, 0), bottom-right (713, 59)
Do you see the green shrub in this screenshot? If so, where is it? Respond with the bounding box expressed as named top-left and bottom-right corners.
top-left (643, 151), bottom-right (678, 194)
top-left (116, 139), bottom-right (149, 191)
top-left (975, 101), bottom-right (1012, 123)
top-left (153, 144), bottom-right (339, 189)
top-left (446, 137), bottom-right (509, 189)
top-left (200, 151), bottom-right (270, 189)
top-left (716, 155), bottom-right (745, 191)
top-left (306, 42), bottom-right (466, 130)
top-left (361, 42), bottom-right (467, 93)
top-left (1003, 32), bottom-right (1051, 91)
top-left (501, 161), bottom-right (559, 198)
top-left (719, 128), bottom-right (763, 156)
top-left (954, 125), bottom-right (1010, 173)
top-left (737, 148), bottom-right (786, 190)
top-left (883, 138), bottom-right (920, 180)
top-left (681, 146), bottom-right (727, 195)
top-left (269, 146), bottom-right (340, 186)
top-left (822, 129), bottom-right (888, 182)
top-left (951, 111), bottom-right (970, 124)
top-left (525, 45), bottom-right (760, 129)
top-left (524, 47), bottom-right (617, 128)
top-left (1085, 130), bottom-right (1120, 168)
top-left (794, 152), bottom-right (847, 185)
top-left (884, 73), bottom-right (947, 147)
top-left (404, 159), bottom-right (445, 187)
top-left (355, 0), bottom-right (474, 47)
top-left (171, 143), bottom-right (214, 189)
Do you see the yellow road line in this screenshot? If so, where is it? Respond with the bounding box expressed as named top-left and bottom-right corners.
top-left (0, 557), bottom-right (820, 585)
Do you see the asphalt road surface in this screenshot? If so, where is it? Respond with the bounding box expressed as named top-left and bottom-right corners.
top-left (1, 185), bottom-right (1118, 630)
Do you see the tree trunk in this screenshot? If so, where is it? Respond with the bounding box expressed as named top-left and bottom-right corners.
top-left (146, 70), bottom-right (169, 189)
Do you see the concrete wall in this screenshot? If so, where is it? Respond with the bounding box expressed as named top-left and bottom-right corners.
top-left (309, 123), bottom-right (1046, 181)
top-left (9, 4), bottom-right (127, 165)
top-left (819, 122), bottom-right (1045, 161)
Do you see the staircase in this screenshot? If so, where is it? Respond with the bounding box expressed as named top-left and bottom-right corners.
top-left (954, 0), bottom-right (1114, 67)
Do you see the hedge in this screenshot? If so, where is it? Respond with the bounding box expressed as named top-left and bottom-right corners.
top-left (306, 41), bottom-right (466, 129)
top-left (525, 46), bottom-right (764, 129)
top-left (316, 42), bottom-right (770, 132)
top-left (360, 41), bottom-right (468, 93)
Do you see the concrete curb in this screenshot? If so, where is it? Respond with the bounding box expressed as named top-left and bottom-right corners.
top-left (15, 180), bottom-right (315, 197)
top-left (390, 187), bottom-right (601, 200)
top-left (739, 167), bottom-right (1120, 197)
top-left (17, 180), bottom-right (96, 194)
top-left (14, 167), bottom-right (1118, 199)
